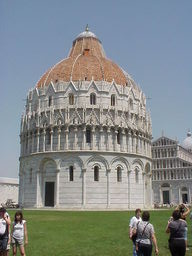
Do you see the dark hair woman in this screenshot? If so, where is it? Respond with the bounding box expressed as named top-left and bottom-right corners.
top-left (134, 211), bottom-right (158, 256)
top-left (166, 210), bottom-right (187, 256)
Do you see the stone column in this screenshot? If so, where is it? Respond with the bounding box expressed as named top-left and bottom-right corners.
top-left (73, 126), bottom-right (78, 150)
top-left (114, 129), bottom-right (118, 151)
top-left (128, 131), bottom-right (132, 153)
top-left (21, 173), bottom-right (25, 207)
top-left (82, 125), bottom-right (86, 150)
top-left (142, 172), bottom-right (146, 208)
top-left (149, 173), bottom-right (153, 207)
top-left (65, 126), bottom-right (69, 150)
top-left (57, 126), bottom-right (61, 151)
top-left (106, 127), bottom-right (110, 151)
top-left (127, 170), bottom-right (131, 208)
top-left (55, 169), bottom-right (60, 207)
top-left (31, 132), bottom-right (35, 153)
top-left (121, 128), bottom-right (125, 152)
top-left (159, 185), bottom-right (162, 204)
top-left (99, 126), bottom-right (103, 150)
top-left (91, 126), bottom-right (95, 150)
top-left (178, 187), bottom-right (181, 204)
top-left (169, 184), bottom-right (172, 204)
top-left (50, 127), bottom-right (53, 151)
top-left (107, 169), bottom-right (111, 208)
top-left (36, 170), bottom-right (40, 207)
top-left (136, 135), bottom-right (139, 154)
top-left (188, 187), bottom-right (191, 203)
top-left (43, 128), bottom-right (46, 152)
top-left (133, 133), bottom-right (137, 153)
top-left (82, 168), bottom-right (86, 208)
top-left (36, 128), bottom-right (40, 152)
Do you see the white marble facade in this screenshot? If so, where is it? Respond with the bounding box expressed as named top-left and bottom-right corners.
top-left (19, 29), bottom-right (152, 209)
top-left (152, 135), bottom-right (192, 205)
top-left (0, 177), bottom-right (19, 205)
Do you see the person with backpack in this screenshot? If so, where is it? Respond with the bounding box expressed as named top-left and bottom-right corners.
top-left (129, 209), bottom-right (142, 256)
top-left (11, 211), bottom-right (28, 256)
top-left (0, 208), bottom-right (11, 256)
top-left (134, 211), bottom-right (158, 256)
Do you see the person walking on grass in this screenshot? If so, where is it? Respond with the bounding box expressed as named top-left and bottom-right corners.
top-left (134, 211), bottom-right (158, 256)
top-left (129, 209), bottom-right (142, 256)
top-left (11, 211), bottom-right (28, 256)
top-left (166, 210), bottom-right (187, 256)
top-left (0, 208), bottom-right (11, 256)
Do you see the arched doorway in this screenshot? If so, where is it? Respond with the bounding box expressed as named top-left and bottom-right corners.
top-left (181, 187), bottom-right (188, 204)
top-left (39, 158), bottom-right (58, 207)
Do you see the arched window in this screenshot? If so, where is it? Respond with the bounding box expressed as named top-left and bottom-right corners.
top-left (69, 166), bottom-right (74, 181)
top-left (48, 96), bottom-right (53, 107)
top-left (86, 128), bottom-right (91, 143)
top-left (94, 166), bottom-right (99, 181)
top-left (117, 130), bottom-right (121, 145)
top-left (117, 167), bottom-right (122, 182)
top-left (69, 93), bottom-right (74, 105)
top-left (111, 94), bottom-right (116, 106)
top-left (90, 93), bottom-right (96, 105)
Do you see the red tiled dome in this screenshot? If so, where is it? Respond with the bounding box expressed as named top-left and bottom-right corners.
top-left (36, 28), bottom-right (127, 88)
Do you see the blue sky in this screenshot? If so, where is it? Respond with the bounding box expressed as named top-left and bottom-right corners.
top-left (0, 0), bottom-right (192, 178)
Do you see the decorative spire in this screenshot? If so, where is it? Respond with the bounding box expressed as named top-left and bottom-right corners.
top-left (85, 24), bottom-right (89, 32)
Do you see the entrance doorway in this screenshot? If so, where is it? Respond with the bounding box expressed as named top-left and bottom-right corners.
top-left (181, 187), bottom-right (188, 204)
top-left (163, 190), bottom-right (170, 204)
top-left (45, 182), bottom-right (55, 207)
top-left (182, 193), bottom-right (188, 204)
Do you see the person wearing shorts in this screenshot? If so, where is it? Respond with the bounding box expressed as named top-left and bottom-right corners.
top-left (11, 211), bottom-right (28, 256)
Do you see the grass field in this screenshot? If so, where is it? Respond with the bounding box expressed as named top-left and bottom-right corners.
top-left (8, 209), bottom-right (192, 256)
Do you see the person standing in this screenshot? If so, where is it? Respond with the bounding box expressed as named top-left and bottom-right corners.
top-left (176, 204), bottom-right (190, 250)
top-left (166, 209), bottom-right (187, 256)
top-left (135, 211), bottom-right (158, 256)
top-left (11, 211), bottom-right (28, 256)
top-left (4, 210), bottom-right (11, 256)
top-left (129, 208), bottom-right (142, 256)
top-left (0, 208), bottom-right (11, 256)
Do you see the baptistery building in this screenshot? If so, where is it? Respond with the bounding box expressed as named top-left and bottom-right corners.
top-left (19, 27), bottom-right (152, 209)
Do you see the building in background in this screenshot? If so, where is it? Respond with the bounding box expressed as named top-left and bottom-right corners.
top-left (0, 177), bottom-right (19, 205)
top-left (19, 27), bottom-right (152, 209)
top-left (152, 132), bottom-right (192, 205)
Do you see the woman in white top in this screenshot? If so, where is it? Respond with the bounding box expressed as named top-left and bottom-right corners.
top-left (11, 211), bottom-right (28, 256)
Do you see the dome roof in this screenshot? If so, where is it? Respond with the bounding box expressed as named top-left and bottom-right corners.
top-left (36, 27), bottom-right (127, 88)
top-left (182, 131), bottom-right (192, 151)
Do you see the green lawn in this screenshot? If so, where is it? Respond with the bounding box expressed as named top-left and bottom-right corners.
top-left (8, 209), bottom-right (192, 256)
